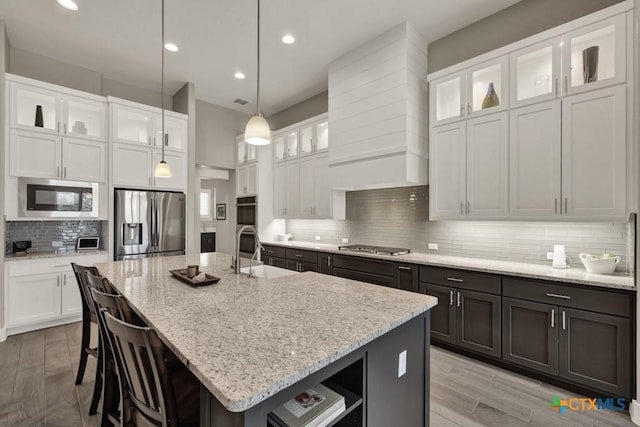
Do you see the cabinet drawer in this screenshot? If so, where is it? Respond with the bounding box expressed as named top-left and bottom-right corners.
top-left (333, 267), bottom-right (395, 288)
top-left (332, 255), bottom-right (394, 277)
top-left (503, 278), bottom-right (631, 318)
top-left (7, 254), bottom-right (108, 277)
top-left (286, 259), bottom-right (318, 273)
top-left (262, 245), bottom-right (286, 259)
top-left (263, 256), bottom-right (286, 269)
top-left (285, 248), bottom-right (318, 264)
top-left (419, 266), bottom-right (501, 295)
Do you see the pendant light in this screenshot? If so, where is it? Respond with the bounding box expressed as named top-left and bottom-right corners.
top-left (244, 0), bottom-right (271, 146)
top-left (155, 0), bottom-right (172, 178)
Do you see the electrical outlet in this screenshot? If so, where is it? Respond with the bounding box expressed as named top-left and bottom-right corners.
top-left (315, 235), bottom-right (321, 241)
top-left (51, 241), bottom-right (63, 248)
top-left (342, 238), bottom-right (349, 244)
top-left (547, 252), bottom-right (554, 260)
top-left (398, 350), bottom-right (407, 378)
top-left (428, 243), bottom-right (438, 250)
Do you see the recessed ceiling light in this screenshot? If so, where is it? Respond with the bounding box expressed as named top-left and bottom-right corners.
top-left (234, 72), bottom-right (246, 80)
top-left (281, 34), bottom-right (295, 45)
top-left (164, 43), bottom-right (179, 52)
top-left (57, 0), bottom-right (79, 11)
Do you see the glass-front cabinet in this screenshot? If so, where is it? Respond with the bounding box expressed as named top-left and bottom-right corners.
top-left (285, 130), bottom-right (299, 159)
top-left (510, 38), bottom-right (561, 108)
top-left (274, 114), bottom-right (329, 163)
top-left (430, 57), bottom-right (508, 126)
top-left (274, 133), bottom-right (286, 161)
top-left (111, 104), bottom-right (152, 145)
top-left (236, 135), bottom-right (257, 164)
top-left (300, 119), bottom-right (329, 156)
top-left (153, 113), bottom-right (187, 152)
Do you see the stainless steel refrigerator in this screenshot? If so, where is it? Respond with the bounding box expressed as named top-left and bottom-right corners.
top-left (115, 189), bottom-right (186, 260)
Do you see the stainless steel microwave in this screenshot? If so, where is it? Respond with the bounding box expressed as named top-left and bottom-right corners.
top-left (19, 179), bottom-right (99, 218)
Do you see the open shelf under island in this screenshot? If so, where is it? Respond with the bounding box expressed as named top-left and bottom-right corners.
top-left (96, 253), bottom-right (437, 427)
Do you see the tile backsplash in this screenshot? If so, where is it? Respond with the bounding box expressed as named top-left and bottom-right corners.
top-left (5, 220), bottom-right (104, 254)
top-left (286, 186), bottom-right (635, 273)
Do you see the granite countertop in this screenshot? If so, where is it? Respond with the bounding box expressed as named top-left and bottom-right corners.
top-left (95, 253), bottom-right (437, 412)
top-left (262, 241), bottom-right (635, 291)
top-left (4, 249), bottom-right (109, 261)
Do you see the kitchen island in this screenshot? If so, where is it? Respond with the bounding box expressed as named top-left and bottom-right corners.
top-left (96, 252), bottom-right (437, 427)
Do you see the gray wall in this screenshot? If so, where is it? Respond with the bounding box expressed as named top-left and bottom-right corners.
top-left (428, 0), bottom-right (626, 73)
top-left (200, 176), bottom-right (237, 255)
top-left (9, 47), bottom-right (173, 109)
top-left (195, 100), bottom-right (249, 169)
top-left (267, 90), bottom-right (328, 131)
top-left (0, 21), bottom-right (7, 332)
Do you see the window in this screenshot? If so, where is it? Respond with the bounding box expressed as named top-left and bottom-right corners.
top-left (200, 190), bottom-right (212, 219)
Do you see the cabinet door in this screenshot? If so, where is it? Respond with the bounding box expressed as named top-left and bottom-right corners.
top-left (420, 283), bottom-right (456, 344)
top-left (112, 143), bottom-right (152, 188)
top-left (286, 160), bottom-right (300, 217)
top-left (153, 150), bottom-right (185, 190)
top-left (510, 37), bottom-right (561, 108)
top-left (10, 82), bottom-right (61, 134)
top-left (299, 156), bottom-right (315, 216)
top-left (314, 153), bottom-right (331, 218)
top-left (10, 129), bottom-right (61, 179)
top-left (62, 137), bottom-right (106, 182)
top-left (285, 259), bottom-right (299, 272)
top-left (332, 267), bottom-right (395, 288)
top-left (111, 104), bottom-right (152, 145)
top-left (502, 298), bottom-right (558, 375)
top-left (465, 112), bottom-right (509, 219)
top-left (273, 162), bottom-right (287, 217)
top-left (284, 130), bottom-right (299, 158)
top-left (467, 56), bottom-right (508, 117)
top-left (559, 308), bottom-right (630, 397)
top-left (237, 166), bottom-right (248, 196)
top-left (61, 271), bottom-right (82, 317)
top-left (456, 290), bottom-right (501, 358)
top-left (430, 71), bottom-right (466, 126)
top-left (264, 256), bottom-right (287, 269)
top-left (8, 273), bottom-right (62, 326)
top-left (200, 233), bottom-right (216, 253)
top-left (563, 14), bottom-right (626, 96)
top-left (510, 101), bottom-right (562, 218)
top-left (315, 120), bottom-right (329, 151)
top-left (429, 122), bottom-right (466, 220)
top-left (274, 133), bottom-right (286, 161)
top-left (394, 264), bottom-right (418, 293)
top-left (318, 253), bottom-right (333, 275)
top-left (299, 124), bottom-right (314, 156)
top-left (153, 113), bottom-right (187, 152)
top-left (561, 85), bottom-right (626, 219)
top-left (246, 163), bottom-right (257, 195)
top-left (63, 94), bottom-right (106, 141)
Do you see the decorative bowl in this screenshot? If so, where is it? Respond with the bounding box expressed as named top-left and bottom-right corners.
top-left (579, 253), bottom-right (620, 275)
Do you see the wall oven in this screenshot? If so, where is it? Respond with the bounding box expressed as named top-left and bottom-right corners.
top-left (237, 196), bottom-right (257, 258)
top-left (19, 179), bottom-right (99, 218)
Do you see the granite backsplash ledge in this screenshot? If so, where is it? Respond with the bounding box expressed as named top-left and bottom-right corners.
top-left (5, 220), bottom-right (104, 254)
top-left (286, 186), bottom-right (635, 273)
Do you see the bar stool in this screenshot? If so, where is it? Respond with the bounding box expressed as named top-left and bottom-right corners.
top-left (70, 263), bottom-right (100, 386)
top-left (89, 287), bottom-right (134, 426)
top-left (103, 311), bottom-right (200, 427)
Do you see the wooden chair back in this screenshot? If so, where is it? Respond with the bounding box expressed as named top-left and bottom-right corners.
top-left (103, 311), bottom-right (179, 427)
top-left (86, 271), bottom-right (116, 294)
top-left (71, 263), bottom-right (100, 316)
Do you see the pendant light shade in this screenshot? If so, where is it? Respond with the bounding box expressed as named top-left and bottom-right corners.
top-left (155, 0), bottom-right (172, 178)
top-left (245, 0), bottom-right (271, 146)
top-left (245, 115), bottom-right (271, 145)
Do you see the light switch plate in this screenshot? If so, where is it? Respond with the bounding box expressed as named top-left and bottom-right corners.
top-left (51, 241), bottom-right (63, 247)
top-left (398, 350), bottom-right (407, 378)
top-left (428, 243), bottom-right (438, 250)
top-left (547, 252), bottom-right (554, 260)
top-left (315, 236), bottom-right (321, 241)
top-left (342, 238), bottom-right (349, 244)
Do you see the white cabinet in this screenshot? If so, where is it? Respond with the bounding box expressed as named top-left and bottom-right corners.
top-left (152, 150), bottom-right (186, 191)
top-left (111, 103), bottom-right (152, 145)
top-left (8, 273), bottom-right (62, 326)
top-left (285, 160), bottom-right (300, 217)
top-left (273, 162), bottom-right (287, 217)
top-left (431, 56), bottom-right (508, 126)
top-left (9, 129), bottom-right (105, 182)
top-left (274, 116), bottom-right (329, 162)
top-left (430, 112), bottom-right (508, 220)
top-left (300, 153), bottom-right (331, 217)
top-left (9, 79), bottom-right (106, 141)
top-left (112, 143), bottom-right (154, 187)
top-left (61, 271), bottom-right (82, 316)
top-left (237, 163), bottom-right (258, 196)
top-left (237, 135), bottom-right (258, 164)
top-left (153, 113), bottom-right (187, 152)
top-left (561, 85), bottom-right (626, 219)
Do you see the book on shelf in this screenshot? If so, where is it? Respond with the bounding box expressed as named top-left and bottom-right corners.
top-left (268, 383), bottom-right (346, 427)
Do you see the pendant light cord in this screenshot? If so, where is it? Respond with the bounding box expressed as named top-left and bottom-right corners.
top-left (161, 0), bottom-right (166, 162)
top-left (256, 0), bottom-right (261, 117)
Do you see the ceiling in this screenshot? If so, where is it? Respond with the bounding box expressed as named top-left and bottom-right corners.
top-left (0, 0), bottom-right (521, 116)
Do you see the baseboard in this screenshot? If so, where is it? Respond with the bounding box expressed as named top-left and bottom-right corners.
top-left (0, 327), bottom-right (6, 342)
top-left (631, 399), bottom-right (640, 425)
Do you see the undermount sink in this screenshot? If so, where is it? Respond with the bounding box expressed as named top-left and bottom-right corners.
top-left (240, 265), bottom-right (298, 279)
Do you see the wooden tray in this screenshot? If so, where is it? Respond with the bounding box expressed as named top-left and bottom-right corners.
top-left (169, 269), bottom-right (221, 287)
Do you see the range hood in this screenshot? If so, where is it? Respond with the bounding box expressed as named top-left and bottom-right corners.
top-left (327, 22), bottom-right (428, 191)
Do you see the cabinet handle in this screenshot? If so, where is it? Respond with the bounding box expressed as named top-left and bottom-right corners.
top-left (564, 198), bottom-right (568, 214)
top-left (551, 309), bottom-right (555, 328)
top-left (53, 264), bottom-right (67, 268)
top-left (449, 290), bottom-right (454, 306)
top-left (328, 255), bottom-right (331, 267)
top-left (64, 167), bottom-right (67, 178)
top-left (267, 250), bottom-right (274, 254)
top-left (554, 198), bottom-right (558, 214)
top-left (63, 275), bottom-right (66, 286)
top-left (295, 254), bottom-right (303, 258)
top-left (447, 277), bottom-right (463, 283)
top-left (564, 75), bottom-right (568, 94)
top-left (57, 166), bottom-right (60, 178)
top-left (56, 276), bottom-right (60, 287)
top-left (460, 201), bottom-right (464, 215)
top-left (457, 291), bottom-right (461, 307)
top-left (562, 310), bottom-right (566, 330)
top-left (467, 102), bottom-right (471, 116)
top-left (546, 293), bottom-right (571, 300)
top-left (164, 133), bottom-right (169, 146)
top-left (460, 104), bottom-right (464, 117)
top-left (555, 78), bottom-right (559, 96)
top-left (64, 123), bottom-right (67, 134)
top-left (467, 201), bottom-right (470, 214)
top-left (397, 266), bottom-right (411, 271)
top-left (57, 122), bottom-right (60, 133)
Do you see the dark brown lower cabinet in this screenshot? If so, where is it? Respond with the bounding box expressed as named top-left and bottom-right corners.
top-left (318, 253), bottom-right (333, 275)
top-left (285, 259), bottom-right (318, 272)
top-left (457, 290), bottom-right (501, 358)
top-left (394, 264), bottom-right (419, 292)
top-left (333, 267), bottom-right (394, 287)
top-left (559, 308), bottom-right (631, 397)
top-left (502, 297), bottom-right (558, 375)
top-left (420, 283), bottom-right (455, 344)
top-left (263, 256), bottom-right (286, 269)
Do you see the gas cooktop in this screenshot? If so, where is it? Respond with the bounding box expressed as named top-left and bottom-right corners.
top-left (338, 244), bottom-right (412, 256)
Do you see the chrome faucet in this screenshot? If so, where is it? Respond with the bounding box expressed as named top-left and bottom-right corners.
top-left (235, 225), bottom-right (264, 274)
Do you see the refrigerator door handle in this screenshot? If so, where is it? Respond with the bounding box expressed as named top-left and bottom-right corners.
top-left (150, 195), bottom-right (156, 252)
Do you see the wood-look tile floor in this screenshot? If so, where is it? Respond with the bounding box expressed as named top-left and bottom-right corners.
top-left (0, 323), bottom-right (636, 427)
